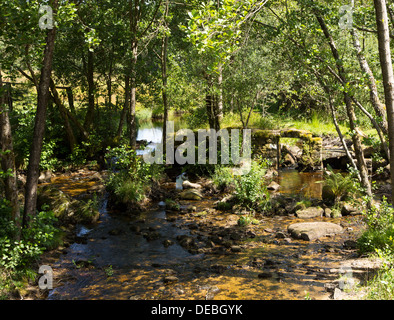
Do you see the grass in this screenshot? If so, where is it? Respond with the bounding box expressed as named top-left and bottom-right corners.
top-left (220, 111), bottom-right (351, 137)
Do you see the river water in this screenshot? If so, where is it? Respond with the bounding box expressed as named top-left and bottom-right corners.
top-left (43, 121), bottom-right (362, 300)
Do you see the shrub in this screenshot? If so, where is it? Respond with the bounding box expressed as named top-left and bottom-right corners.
top-left (0, 205), bottom-right (60, 272)
top-left (233, 160), bottom-right (270, 212)
top-left (212, 166), bottom-right (234, 192)
top-left (237, 214), bottom-right (259, 227)
top-left (105, 145), bottom-right (163, 207)
top-left (358, 197), bottom-right (394, 255)
top-left (212, 158), bottom-right (271, 213)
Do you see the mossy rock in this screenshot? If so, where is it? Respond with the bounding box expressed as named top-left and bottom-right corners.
top-left (322, 185), bottom-right (336, 204)
top-left (37, 185), bottom-right (74, 219)
top-left (179, 189), bottom-right (203, 200)
top-left (37, 185), bottom-right (99, 224)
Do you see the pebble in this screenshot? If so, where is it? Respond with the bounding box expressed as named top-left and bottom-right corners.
top-left (163, 276), bottom-right (179, 284)
top-left (230, 245), bottom-right (242, 253)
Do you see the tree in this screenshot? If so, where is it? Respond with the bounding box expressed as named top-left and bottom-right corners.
top-left (0, 68), bottom-right (20, 232)
top-left (182, 0), bottom-right (269, 129)
top-left (127, 0), bottom-right (163, 148)
top-left (23, 0), bottom-right (59, 225)
top-left (313, 7), bottom-right (372, 199)
top-left (374, 0), bottom-right (394, 204)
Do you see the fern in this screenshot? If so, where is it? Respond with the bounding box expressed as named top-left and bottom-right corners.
top-left (319, 165), bottom-right (357, 203)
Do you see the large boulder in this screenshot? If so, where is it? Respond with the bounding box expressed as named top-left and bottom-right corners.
top-left (288, 222), bottom-right (343, 241)
top-left (295, 207), bottom-right (324, 219)
top-left (267, 181), bottom-right (280, 191)
top-left (341, 202), bottom-right (362, 216)
top-left (182, 180), bottom-right (202, 189)
top-left (179, 189), bottom-right (203, 200)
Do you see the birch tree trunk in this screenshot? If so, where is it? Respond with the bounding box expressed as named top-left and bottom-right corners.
top-left (374, 0), bottom-right (394, 204)
top-left (314, 10), bottom-right (372, 199)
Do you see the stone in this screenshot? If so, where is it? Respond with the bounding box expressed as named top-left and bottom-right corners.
top-left (177, 235), bottom-right (197, 250)
top-left (182, 180), bottom-right (202, 189)
top-left (341, 203), bottom-right (361, 216)
top-left (163, 276), bottom-right (179, 284)
top-left (295, 207), bottom-right (324, 219)
top-left (163, 239), bottom-right (174, 247)
top-left (267, 181), bottom-right (280, 191)
top-left (264, 168), bottom-right (278, 179)
top-left (129, 225), bottom-right (141, 233)
top-left (288, 222), bottom-right (343, 241)
top-left (324, 208), bottom-right (332, 218)
top-left (338, 258), bottom-right (384, 281)
top-left (275, 231), bottom-right (286, 239)
top-left (230, 245), bottom-right (242, 253)
top-left (324, 282), bottom-right (338, 293)
top-left (144, 231), bottom-right (161, 241)
top-left (230, 232), bottom-right (242, 241)
top-left (332, 288), bottom-right (343, 300)
top-left (179, 189), bottom-right (203, 200)
top-left (283, 153), bottom-right (296, 166)
top-left (343, 240), bottom-right (358, 250)
top-left (108, 228), bottom-right (124, 236)
top-left (38, 170), bottom-right (53, 183)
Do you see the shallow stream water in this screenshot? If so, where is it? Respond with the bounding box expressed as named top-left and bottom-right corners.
top-left (42, 122), bottom-right (363, 300)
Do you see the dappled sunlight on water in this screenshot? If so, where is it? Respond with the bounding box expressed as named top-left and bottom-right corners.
top-left (275, 170), bottom-right (323, 199)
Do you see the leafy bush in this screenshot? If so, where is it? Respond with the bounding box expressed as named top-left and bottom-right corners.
top-left (237, 214), bottom-right (259, 227)
top-left (212, 158), bottom-right (271, 213)
top-left (233, 160), bottom-right (270, 212)
top-left (0, 204), bottom-right (60, 272)
top-left (358, 197), bottom-right (394, 255)
top-left (212, 166), bottom-right (234, 192)
top-left (105, 145), bottom-right (163, 207)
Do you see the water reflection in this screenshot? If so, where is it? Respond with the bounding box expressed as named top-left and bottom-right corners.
top-left (275, 169), bottom-right (323, 199)
top-left (136, 118), bottom-right (188, 156)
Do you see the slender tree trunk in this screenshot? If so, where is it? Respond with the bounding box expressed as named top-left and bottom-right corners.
top-left (313, 69), bottom-right (360, 177)
top-left (0, 69), bottom-right (20, 231)
top-left (161, 0), bottom-right (169, 152)
top-left (107, 48), bottom-right (113, 108)
top-left (374, 0), bottom-right (394, 204)
top-left (129, 45), bottom-right (138, 149)
top-left (66, 87), bottom-right (76, 115)
top-left (217, 63), bottom-right (223, 129)
top-left (116, 75), bottom-right (130, 140)
top-left (23, 0), bottom-right (58, 225)
top-left (84, 49), bottom-right (95, 130)
top-left (314, 10), bottom-right (372, 198)
top-left (49, 80), bottom-right (76, 152)
top-left (351, 28), bottom-right (388, 135)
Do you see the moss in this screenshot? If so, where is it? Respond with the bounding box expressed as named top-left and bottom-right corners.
top-left (37, 185), bottom-right (100, 224)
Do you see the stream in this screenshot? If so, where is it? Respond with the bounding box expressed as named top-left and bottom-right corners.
top-left (41, 121), bottom-right (365, 300)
